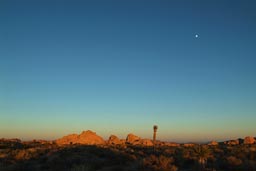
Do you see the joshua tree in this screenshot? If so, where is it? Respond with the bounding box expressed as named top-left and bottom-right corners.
top-left (192, 145), bottom-right (211, 171)
top-left (153, 125), bottom-right (158, 150)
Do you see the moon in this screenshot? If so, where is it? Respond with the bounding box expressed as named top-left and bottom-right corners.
top-left (195, 34), bottom-right (199, 38)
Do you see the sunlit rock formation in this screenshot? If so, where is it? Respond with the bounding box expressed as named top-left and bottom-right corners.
top-left (0, 138), bottom-right (21, 143)
top-left (125, 134), bottom-right (154, 146)
top-left (224, 139), bottom-right (240, 145)
top-left (163, 142), bottom-right (180, 147)
top-left (140, 139), bottom-right (154, 146)
top-left (55, 130), bottom-right (105, 145)
top-left (244, 136), bottom-right (255, 144)
top-left (183, 143), bottom-right (195, 147)
top-left (107, 135), bottom-right (123, 145)
top-left (55, 134), bottom-right (78, 145)
top-left (126, 133), bottom-right (141, 145)
top-left (208, 141), bottom-right (218, 146)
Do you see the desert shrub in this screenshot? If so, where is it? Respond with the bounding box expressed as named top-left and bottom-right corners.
top-left (70, 164), bottom-right (92, 171)
top-left (163, 148), bottom-right (175, 156)
top-left (142, 154), bottom-right (178, 171)
top-left (221, 155), bottom-right (244, 171)
top-left (227, 156), bottom-right (242, 166)
top-left (14, 149), bottom-right (31, 160)
top-left (2, 142), bottom-right (256, 171)
top-left (192, 145), bottom-right (212, 170)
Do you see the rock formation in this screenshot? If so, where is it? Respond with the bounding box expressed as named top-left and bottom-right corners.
top-left (107, 135), bottom-right (122, 145)
top-left (120, 139), bottom-right (126, 144)
top-left (55, 134), bottom-right (79, 145)
top-left (140, 139), bottom-right (153, 146)
top-left (163, 142), bottom-right (180, 147)
top-left (224, 139), bottom-right (239, 145)
top-left (0, 138), bottom-right (21, 143)
top-left (0, 138), bottom-right (23, 149)
top-left (183, 143), bottom-right (195, 147)
top-left (208, 141), bottom-right (218, 146)
top-left (78, 130), bottom-right (105, 145)
top-left (126, 134), bottom-right (140, 144)
top-left (126, 133), bottom-right (141, 145)
top-left (55, 130), bottom-right (105, 145)
top-left (244, 136), bottom-right (255, 144)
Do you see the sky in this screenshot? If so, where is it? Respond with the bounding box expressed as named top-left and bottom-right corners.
top-left (0, 0), bottom-right (256, 143)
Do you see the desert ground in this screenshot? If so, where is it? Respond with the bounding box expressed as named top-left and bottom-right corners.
top-left (0, 130), bottom-right (256, 171)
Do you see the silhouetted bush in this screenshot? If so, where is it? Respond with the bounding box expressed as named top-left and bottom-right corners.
top-left (0, 141), bottom-right (256, 171)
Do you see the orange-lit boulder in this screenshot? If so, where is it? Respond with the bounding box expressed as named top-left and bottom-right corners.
top-left (55, 134), bottom-right (79, 145)
top-left (55, 130), bottom-right (105, 145)
top-left (108, 135), bottom-right (122, 145)
top-left (78, 130), bottom-right (105, 145)
top-left (164, 142), bottom-right (180, 147)
top-left (244, 136), bottom-right (255, 144)
top-left (183, 143), bottom-right (195, 147)
top-left (126, 133), bottom-right (141, 145)
top-left (224, 139), bottom-right (239, 145)
top-left (208, 141), bottom-right (218, 146)
top-left (140, 139), bottom-right (153, 146)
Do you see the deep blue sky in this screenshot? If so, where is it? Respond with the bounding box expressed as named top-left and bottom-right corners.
top-left (1, 0), bottom-right (256, 142)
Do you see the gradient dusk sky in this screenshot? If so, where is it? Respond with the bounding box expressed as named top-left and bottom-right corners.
top-left (1, 0), bottom-right (256, 142)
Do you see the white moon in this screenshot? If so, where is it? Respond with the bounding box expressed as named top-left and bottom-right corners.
top-left (195, 34), bottom-right (199, 38)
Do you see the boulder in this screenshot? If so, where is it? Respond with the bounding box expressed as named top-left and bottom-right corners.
top-left (229, 140), bottom-right (239, 145)
top-left (78, 130), bottom-right (105, 145)
top-left (107, 135), bottom-right (122, 145)
top-left (55, 134), bottom-right (79, 145)
top-left (208, 141), bottom-right (218, 146)
top-left (0, 138), bottom-right (23, 148)
top-left (55, 130), bottom-right (105, 145)
top-left (140, 139), bottom-right (153, 146)
top-left (126, 133), bottom-right (141, 145)
top-left (224, 139), bottom-right (239, 145)
top-left (0, 138), bottom-right (21, 143)
top-left (183, 143), bottom-right (195, 147)
top-left (244, 136), bottom-right (255, 144)
top-left (120, 139), bottom-right (126, 144)
top-left (164, 142), bottom-right (180, 147)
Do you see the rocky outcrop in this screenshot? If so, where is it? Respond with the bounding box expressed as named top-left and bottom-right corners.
top-left (183, 143), bottom-right (195, 147)
top-left (126, 133), bottom-right (141, 145)
top-left (208, 141), bottom-right (218, 146)
top-left (244, 136), bottom-right (255, 144)
top-left (125, 134), bottom-right (154, 146)
top-left (23, 139), bottom-right (51, 145)
top-left (163, 142), bottom-right (180, 147)
top-left (0, 138), bottom-right (21, 143)
top-left (0, 138), bottom-right (23, 148)
top-left (224, 139), bottom-right (239, 145)
top-left (55, 134), bottom-right (78, 145)
top-left (78, 130), bottom-right (105, 145)
top-left (107, 135), bottom-right (122, 145)
top-left (55, 130), bottom-right (105, 145)
top-left (120, 139), bottom-right (126, 144)
top-left (140, 139), bottom-right (153, 146)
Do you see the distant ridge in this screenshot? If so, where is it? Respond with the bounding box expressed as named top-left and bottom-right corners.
top-left (53, 130), bottom-right (256, 146)
top-left (1, 131), bottom-right (255, 146)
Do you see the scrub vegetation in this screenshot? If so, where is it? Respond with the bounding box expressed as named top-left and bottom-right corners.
top-left (0, 139), bottom-right (256, 171)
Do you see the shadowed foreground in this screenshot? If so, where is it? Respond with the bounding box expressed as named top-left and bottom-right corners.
top-left (0, 139), bottom-right (256, 171)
